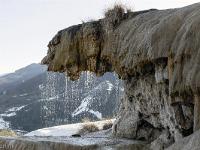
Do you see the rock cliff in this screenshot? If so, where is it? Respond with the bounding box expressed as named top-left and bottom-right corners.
top-left (42, 3), bottom-right (200, 148)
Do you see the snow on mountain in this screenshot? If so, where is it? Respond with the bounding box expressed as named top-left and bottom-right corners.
top-left (72, 96), bottom-right (93, 117)
top-left (2, 106), bottom-right (26, 117)
top-left (88, 110), bottom-right (102, 119)
top-left (0, 63), bottom-right (123, 132)
top-left (72, 80), bottom-right (115, 119)
top-left (0, 117), bottom-right (9, 129)
top-left (0, 105), bottom-right (26, 129)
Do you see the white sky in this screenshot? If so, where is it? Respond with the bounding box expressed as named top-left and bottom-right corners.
top-left (0, 0), bottom-right (199, 74)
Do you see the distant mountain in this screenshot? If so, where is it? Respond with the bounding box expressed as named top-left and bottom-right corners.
top-left (0, 73), bottom-right (8, 77)
top-left (0, 64), bottom-right (47, 93)
top-left (0, 64), bottom-right (123, 132)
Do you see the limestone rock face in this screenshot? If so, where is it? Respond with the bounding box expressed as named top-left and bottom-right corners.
top-left (166, 129), bottom-right (200, 150)
top-left (42, 3), bottom-right (200, 148)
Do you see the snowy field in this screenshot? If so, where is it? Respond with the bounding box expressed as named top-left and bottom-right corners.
top-left (25, 119), bottom-right (115, 137)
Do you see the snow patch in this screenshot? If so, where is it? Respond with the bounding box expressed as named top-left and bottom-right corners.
top-left (89, 110), bottom-right (102, 119)
top-left (43, 106), bottom-right (48, 110)
top-left (72, 81), bottom-right (114, 119)
top-left (0, 117), bottom-right (9, 129)
top-left (71, 96), bottom-right (102, 119)
top-left (39, 84), bottom-right (44, 90)
top-left (93, 81), bottom-right (113, 92)
top-left (48, 95), bottom-right (59, 100)
top-left (6, 106), bottom-right (26, 112)
top-left (72, 96), bottom-right (92, 117)
top-left (106, 81), bottom-right (114, 91)
top-left (0, 106), bottom-right (26, 119)
top-left (1, 112), bottom-right (16, 117)
top-left (19, 93), bottom-right (28, 97)
top-left (0, 105), bottom-right (26, 129)
top-left (25, 119), bottom-right (115, 136)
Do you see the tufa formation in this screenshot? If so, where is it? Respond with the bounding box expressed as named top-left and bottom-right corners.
top-left (42, 3), bottom-right (200, 148)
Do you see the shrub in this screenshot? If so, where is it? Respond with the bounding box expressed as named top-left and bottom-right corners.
top-left (103, 122), bottom-right (113, 130)
top-left (78, 124), bottom-right (99, 135)
top-left (81, 117), bottom-right (91, 123)
top-left (0, 129), bottom-right (16, 137)
top-left (104, 4), bottom-right (125, 18)
top-left (104, 4), bottom-right (131, 29)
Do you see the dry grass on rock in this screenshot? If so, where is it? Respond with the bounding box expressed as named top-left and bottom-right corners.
top-left (78, 124), bottom-right (99, 135)
top-left (102, 121), bottom-right (113, 130)
top-left (0, 129), bottom-right (16, 137)
top-left (104, 4), bottom-right (131, 29)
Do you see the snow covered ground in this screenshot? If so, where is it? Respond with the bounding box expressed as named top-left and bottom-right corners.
top-left (25, 119), bottom-right (115, 137)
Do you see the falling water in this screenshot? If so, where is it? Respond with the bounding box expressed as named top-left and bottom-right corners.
top-left (40, 72), bottom-right (58, 126)
top-left (64, 75), bottom-right (69, 116)
top-left (63, 75), bottom-right (73, 123)
top-left (85, 71), bottom-right (95, 91)
top-left (39, 69), bottom-right (123, 126)
top-left (64, 73), bottom-right (83, 123)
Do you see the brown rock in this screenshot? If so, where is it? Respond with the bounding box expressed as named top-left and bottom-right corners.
top-left (42, 3), bottom-right (200, 147)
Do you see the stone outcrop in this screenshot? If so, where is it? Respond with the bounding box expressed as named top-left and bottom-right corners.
top-left (166, 129), bottom-right (200, 150)
top-left (42, 3), bottom-right (200, 148)
top-left (0, 136), bottom-right (146, 150)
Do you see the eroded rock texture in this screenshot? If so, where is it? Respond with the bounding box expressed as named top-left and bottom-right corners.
top-left (42, 3), bottom-right (200, 148)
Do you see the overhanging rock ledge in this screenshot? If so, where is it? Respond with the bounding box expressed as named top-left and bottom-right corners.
top-left (42, 3), bottom-right (200, 148)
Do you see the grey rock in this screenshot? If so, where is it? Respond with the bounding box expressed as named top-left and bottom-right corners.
top-left (166, 129), bottom-right (200, 150)
top-left (0, 136), bottom-right (146, 150)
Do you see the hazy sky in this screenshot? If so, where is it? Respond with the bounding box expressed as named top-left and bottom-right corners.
top-left (0, 0), bottom-right (199, 74)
